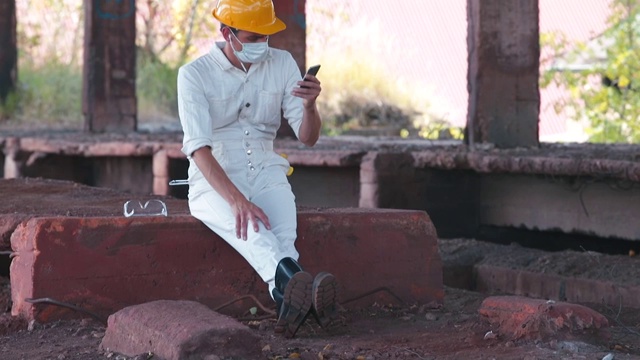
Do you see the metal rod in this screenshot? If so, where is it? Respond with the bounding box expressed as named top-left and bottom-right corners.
top-left (169, 179), bottom-right (189, 186)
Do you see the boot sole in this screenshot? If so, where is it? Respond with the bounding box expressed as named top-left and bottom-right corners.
top-left (275, 271), bottom-right (313, 338)
top-left (312, 272), bottom-right (338, 328)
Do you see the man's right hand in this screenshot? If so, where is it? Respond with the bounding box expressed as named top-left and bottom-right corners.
top-left (192, 147), bottom-right (272, 241)
top-left (230, 196), bottom-right (271, 241)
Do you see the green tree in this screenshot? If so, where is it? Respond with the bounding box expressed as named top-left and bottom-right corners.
top-left (136, 0), bottom-right (217, 65)
top-left (541, 0), bottom-right (640, 143)
top-left (135, 0), bottom-right (218, 121)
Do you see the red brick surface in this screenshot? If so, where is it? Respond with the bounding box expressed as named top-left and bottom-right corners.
top-left (475, 264), bottom-right (640, 308)
top-left (100, 300), bottom-right (262, 359)
top-left (479, 296), bottom-right (609, 340)
top-left (10, 208), bottom-right (442, 322)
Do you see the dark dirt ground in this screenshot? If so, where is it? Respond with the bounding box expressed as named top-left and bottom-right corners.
top-left (0, 278), bottom-right (639, 360)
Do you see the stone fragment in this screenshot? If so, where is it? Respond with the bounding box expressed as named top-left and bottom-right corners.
top-left (479, 296), bottom-right (609, 340)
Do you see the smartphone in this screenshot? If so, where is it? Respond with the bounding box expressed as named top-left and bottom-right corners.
top-left (301, 64), bottom-right (321, 88)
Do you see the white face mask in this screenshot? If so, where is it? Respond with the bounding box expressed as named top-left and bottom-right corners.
top-left (230, 32), bottom-right (269, 65)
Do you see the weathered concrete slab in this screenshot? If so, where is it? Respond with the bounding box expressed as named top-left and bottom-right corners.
top-left (3, 133), bottom-right (640, 182)
top-left (479, 296), bottom-right (609, 341)
top-left (4, 136), bottom-right (640, 241)
top-left (100, 300), bottom-right (262, 360)
top-left (10, 209), bottom-right (442, 323)
top-left (479, 174), bottom-right (640, 241)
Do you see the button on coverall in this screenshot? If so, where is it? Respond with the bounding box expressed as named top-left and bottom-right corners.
top-left (177, 42), bottom-right (307, 294)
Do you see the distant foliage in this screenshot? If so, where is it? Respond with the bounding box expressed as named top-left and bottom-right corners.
top-left (5, 0), bottom-right (457, 138)
top-left (4, 0), bottom-right (219, 126)
top-left (16, 61), bottom-right (84, 125)
top-left (541, 0), bottom-right (640, 143)
top-left (306, 0), bottom-right (457, 139)
top-left (136, 51), bottom-right (180, 122)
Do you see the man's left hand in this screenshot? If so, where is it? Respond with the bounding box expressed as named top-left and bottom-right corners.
top-left (292, 74), bottom-right (321, 107)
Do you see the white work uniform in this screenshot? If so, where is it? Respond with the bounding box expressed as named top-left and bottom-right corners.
top-left (177, 42), bottom-right (306, 294)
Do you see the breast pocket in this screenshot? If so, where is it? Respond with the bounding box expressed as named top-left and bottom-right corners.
top-left (255, 90), bottom-right (283, 126)
top-left (207, 96), bottom-right (238, 128)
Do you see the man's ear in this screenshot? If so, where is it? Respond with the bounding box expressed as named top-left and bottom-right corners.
top-left (221, 27), bottom-right (230, 42)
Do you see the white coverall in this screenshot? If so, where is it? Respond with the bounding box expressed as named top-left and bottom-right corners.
top-left (177, 42), bottom-right (306, 294)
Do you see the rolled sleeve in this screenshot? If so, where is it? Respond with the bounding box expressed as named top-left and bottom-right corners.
top-left (178, 66), bottom-right (213, 157)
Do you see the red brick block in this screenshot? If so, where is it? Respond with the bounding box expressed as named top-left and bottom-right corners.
top-left (100, 300), bottom-right (262, 359)
top-left (10, 208), bottom-right (442, 322)
top-left (479, 296), bottom-right (609, 340)
top-left (475, 264), bottom-right (640, 309)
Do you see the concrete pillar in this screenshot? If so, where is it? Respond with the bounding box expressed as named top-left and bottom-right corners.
top-left (466, 0), bottom-right (540, 149)
top-left (83, 0), bottom-right (137, 133)
top-left (3, 137), bottom-right (22, 179)
top-left (272, 0), bottom-right (306, 138)
top-left (152, 150), bottom-right (170, 196)
top-left (0, 0), bottom-right (17, 105)
top-left (271, 0), bottom-right (306, 72)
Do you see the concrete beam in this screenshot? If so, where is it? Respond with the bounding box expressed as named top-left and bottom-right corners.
top-left (10, 209), bottom-right (442, 323)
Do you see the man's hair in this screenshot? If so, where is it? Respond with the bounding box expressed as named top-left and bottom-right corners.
top-left (220, 24), bottom-right (239, 34)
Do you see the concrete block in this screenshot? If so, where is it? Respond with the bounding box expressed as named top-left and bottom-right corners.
top-left (10, 208), bottom-right (442, 323)
top-left (100, 300), bottom-right (262, 360)
top-left (479, 296), bottom-right (608, 340)
top-left (297, 208), bottom-right (442, 308)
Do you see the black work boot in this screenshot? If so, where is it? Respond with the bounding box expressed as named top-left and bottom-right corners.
top-left (273, 257), bottom-right (313, 338)
top-left (310, 271), bottom-right (338, 328)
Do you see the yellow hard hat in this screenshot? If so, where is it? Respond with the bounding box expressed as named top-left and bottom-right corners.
top-left (212, 0), bottom-right (286, 35)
